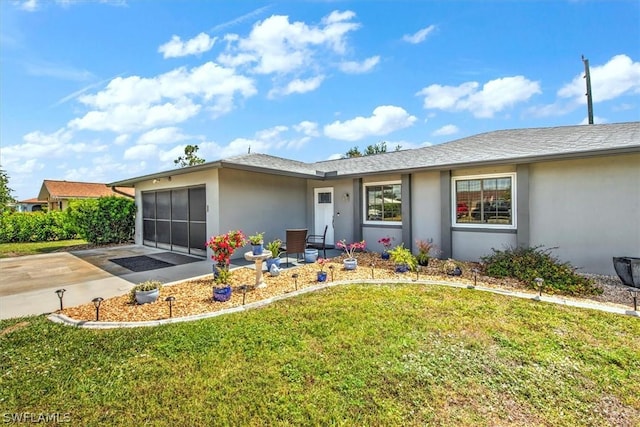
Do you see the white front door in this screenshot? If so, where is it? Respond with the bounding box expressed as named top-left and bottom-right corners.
top-left (314, 187), bottom-right (334, 246)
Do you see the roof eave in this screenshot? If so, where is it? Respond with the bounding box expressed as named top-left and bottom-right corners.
top-left (327, 146), bottom-right (640, 179)
top-left (107, 161), bottom-right (223, 187)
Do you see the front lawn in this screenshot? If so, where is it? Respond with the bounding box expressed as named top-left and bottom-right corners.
top-left (0, 239), bottom-right (89, 258)
top-left (1, 284), bottom-right (639, 426)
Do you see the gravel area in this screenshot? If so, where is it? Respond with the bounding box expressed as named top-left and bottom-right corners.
top-left (59, 253), bottom-right (638, 323)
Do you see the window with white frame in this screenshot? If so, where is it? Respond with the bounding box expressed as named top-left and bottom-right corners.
top-left (364, 181), bottom-right (402, 223)
top-left (453, 174), bottom-right (515, 227)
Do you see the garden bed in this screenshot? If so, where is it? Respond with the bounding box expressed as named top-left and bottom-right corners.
top-left (58, 253), bottom-right (631, 323)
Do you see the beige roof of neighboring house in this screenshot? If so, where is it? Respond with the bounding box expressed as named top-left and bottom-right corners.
top-left (18, 198), bottom-right (47, 204)
top-left (38, 180), bottom-right (135, 201)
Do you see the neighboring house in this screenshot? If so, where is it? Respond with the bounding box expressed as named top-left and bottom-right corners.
top-left (37, 180), bottom-right (135, 211)
top-left (15, 198), bottom-right (47, 212)
top-left (109, 122), bottom-right (640, 276)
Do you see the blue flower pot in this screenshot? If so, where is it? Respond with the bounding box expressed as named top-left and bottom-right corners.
top-left (317, 271), bottom-right (327, 282)
top-left (266, 258), bottom-right (281, 271)
top-left (213, 286), bottom-right (232, 302)
top-left (381, 251), bottom-right (390, 260)
top-left (252, 244), bottom-right (264, 255)
top-left (395, 264), bottom-right (409, 273)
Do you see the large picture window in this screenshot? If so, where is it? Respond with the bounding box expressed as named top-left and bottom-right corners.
top-left (364, 182), bottom-right (402, 223)
top-left (453, 174), bottom-right (515, 228)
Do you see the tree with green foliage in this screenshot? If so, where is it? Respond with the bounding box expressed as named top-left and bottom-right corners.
top-left (66, 196), bottom-right (135, 244)
top-left (0, 168), bottom-right (16, 214)
top-left (344, 141), bottom-right (401, 158)
top-left (174, 145), bottom-right (205, 167)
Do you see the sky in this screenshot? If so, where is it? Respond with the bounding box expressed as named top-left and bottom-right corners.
top-left (1, 0), bottom-right (639, 201)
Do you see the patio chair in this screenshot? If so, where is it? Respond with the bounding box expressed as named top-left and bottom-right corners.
top-left (281, 229), bottom-right (308, 267)
top-left (306, 225), bottom-right (328, 259)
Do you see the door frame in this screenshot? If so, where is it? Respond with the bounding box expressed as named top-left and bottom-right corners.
top-left (313, 187), bottom-right (334, 246)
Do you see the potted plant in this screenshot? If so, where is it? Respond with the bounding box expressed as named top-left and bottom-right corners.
top-left (316, 258), bottom-right (329, 282)
top-left (213, 268), bottom-right (233, 301)
top-left (415, 238), bottom-right (439, 266)
top-left (378, 236), bottom-right (394, 260)
top-left (336, 239), bottom-right (366, 270)
top-left (207, 230), bottom-right (247, 302)
top-left (443, 258), bottom-right (462, 276)
top-left (130, 280), bottom-right (162, 304)
top-left (265, 239), bottom-right (282, 272)
top-left (249, 232), bottom-right (265, 255)
top-left (388, 244), bottom-right (417, 273)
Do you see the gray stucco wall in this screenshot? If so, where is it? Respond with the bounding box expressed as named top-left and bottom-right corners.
top-left (529, 153), bottom-right (640, 275)
top-left (218, 169), bottom-right (307, 258)
top-left (411, 171), bottom-right (442, 253)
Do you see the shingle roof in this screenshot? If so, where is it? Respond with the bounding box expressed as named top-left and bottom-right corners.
top-left (38, 180), bottom-right (135, 200)
top-left (309, 121), bottom-right (640, 176)
top-left (109, 122), bottom-right (639, 185)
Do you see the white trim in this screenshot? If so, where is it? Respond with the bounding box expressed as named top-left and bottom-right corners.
top-left (452, 172), bottom-right (517, 230)
top-left (363, 180), bottom-right (403, 225)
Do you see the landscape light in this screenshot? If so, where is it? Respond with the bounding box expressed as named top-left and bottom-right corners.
top-left (92, 297), bottom-right (104, 321)
top-left (55, 289), bottom-right (66, 311)
top-left (328, 265), bottom-right (334, 281)
top-left (292, 273), bottom-right (299, 291)
top-left (629, 289), bottom-right (639, 312)
top-left (165, 296), bottom-right (176, 318)
top-left (534, 278), bottom-right (544, 297)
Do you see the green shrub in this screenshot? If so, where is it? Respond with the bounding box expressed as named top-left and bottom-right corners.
top-left (0, 211), bottom-right (78, 243)
top-left (481, 246), bottom-right (602, 296)
top-left (67, 196), bottom-right (135, 244)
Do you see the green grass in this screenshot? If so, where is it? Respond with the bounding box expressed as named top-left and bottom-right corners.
top-left (0, 239), bottom-right (88, 258)
top-left (1, 284), bottom-right (639, 426)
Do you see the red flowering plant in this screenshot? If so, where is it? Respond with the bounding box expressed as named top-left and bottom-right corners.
top-left (378, 236), bottom-right (394, 250)
top-left (206, 230), bottom-right (247, 284)
top-left (336, 239), bottom-right (366, 260)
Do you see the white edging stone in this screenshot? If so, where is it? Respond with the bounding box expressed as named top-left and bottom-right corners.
top-left (47, 279), bottom-right (639, 329)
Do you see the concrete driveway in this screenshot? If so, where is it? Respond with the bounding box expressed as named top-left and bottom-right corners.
top-left (0, 245), bottom-right (212, 320)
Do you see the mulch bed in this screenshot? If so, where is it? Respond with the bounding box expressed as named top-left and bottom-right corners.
top-left (58, 253), bottom-right (631, 323)
top-left (59, 254), bottom-right (528, 323)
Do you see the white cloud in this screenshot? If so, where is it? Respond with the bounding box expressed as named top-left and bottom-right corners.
top-left (123, 144), bottom-right (157, 161)
top-left (16, 0), bottom-right (38, 12)
top-left (70, 62), bottom-right (256, 132)
top-left (114, 134), bottom-right (130, 145)
top-left (255, 125), bottom-right (288, 141)
top-left (324, 105), bottom-right (417, 141)
top-left (432, 124), bottom-right (459, 136)
top-left (403, 25), bottom-right (436, 44)
top-left (578, 115), bottom-right (606, 125)
top-left (158, 33), bottom-right (216, 59)
top-left (69, 98), bottom-right (202, 133)
top-left (219, 10), bottom-right (360, 75)
top-left (417, 76), bottom-right (541, 118)
top-left (137, 127), bottom-right (192, 145)
top-left (268, 75), bottom-right (325, 98)
top-left (557, 54), bottom-right (640, 104)
top-left (338, 56), bottom-right (380, 74)
top-left (293, 121), bottom-right (319, 137)
top-left (529, 54), bottom-right (640, 119)
top-left (2, 127), bottom-right (108, 180)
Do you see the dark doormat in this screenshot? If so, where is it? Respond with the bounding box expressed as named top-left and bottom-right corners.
top-left (150, 252), bottom-right (204, 265)
top-left (110, 255), bottom-right (174, 272)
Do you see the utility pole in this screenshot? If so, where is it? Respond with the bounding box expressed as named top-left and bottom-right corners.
top-left (582, 55), bottom-right (594, 124)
